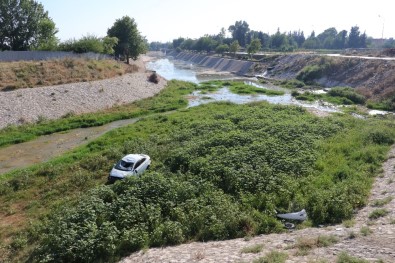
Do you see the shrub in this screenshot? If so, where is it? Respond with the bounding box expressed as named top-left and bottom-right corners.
top-left (336, 251), bottom-right (368, 263)
top-left (296, 65), bottom-right (323, 83)
top-left (327, 87), bottom-right (366, 104)
top-left (253, 251), bottom-right (288, 263)
top-left (368, 208), bottom-right (389, 220)
top-left (241, 244), bottom-right (264, 253)
top-left (360, 226), bottom-right (372, 236)
top-left (371, 196), bottom-right (393, 207)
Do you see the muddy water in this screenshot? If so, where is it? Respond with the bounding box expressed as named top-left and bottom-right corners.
top-left (0, 118), bottom-right (139, 175)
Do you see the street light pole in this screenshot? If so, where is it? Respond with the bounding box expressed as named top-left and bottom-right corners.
top-left (378, 15), bottom-right (385, 42)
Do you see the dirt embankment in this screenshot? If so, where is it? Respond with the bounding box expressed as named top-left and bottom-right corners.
top-left (259, 54), bottom-right (395, 103)
top-left (0, 58), bottom-right (138, 91)
top-left (0, 57), bottom-right (166, 129)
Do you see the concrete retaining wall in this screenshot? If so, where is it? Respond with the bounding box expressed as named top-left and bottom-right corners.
top-left (169, 51), bottom-right (255, 75)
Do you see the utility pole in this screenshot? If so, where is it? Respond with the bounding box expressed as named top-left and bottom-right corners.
top-left (378, 15), bottom-right (385, 46)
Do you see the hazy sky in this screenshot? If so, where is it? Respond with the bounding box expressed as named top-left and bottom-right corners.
top-left (40, 0), bottom-right (394, 42)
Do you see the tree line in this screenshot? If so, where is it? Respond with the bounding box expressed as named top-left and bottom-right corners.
top-left (150, 20), bottom-right (395, 55)
top-left (0, 0), bottom-right (147, 63)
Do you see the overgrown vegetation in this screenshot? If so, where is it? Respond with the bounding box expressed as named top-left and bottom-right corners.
top-left (360, 226), bottom-right (372, 236)
top-left (241, 244), bottom-right (264, 253)
top-left (253, 251), bottom-right (288, 263)
top-left (336, 252), bottom-right (369, 263)
top-left (292, 87), bottom-right (367, 106)
top-left (199, 80), bottom-right (284, 95)
top-left (368, 208), bottom-right (389, 220)
top-left (292, 235), bottom-right (338, 255)
top-left (0, 97), bottom-right (394, 262)
top-left (0, 58), bottom-right (137, 91)
top-left (371, 196), bottom-right (393, 207)
top-left (0, 80), bottom-right (196, 148)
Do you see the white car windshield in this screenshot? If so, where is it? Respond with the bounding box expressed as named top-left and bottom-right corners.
top-left (115, 160), bottom-right (134, 171)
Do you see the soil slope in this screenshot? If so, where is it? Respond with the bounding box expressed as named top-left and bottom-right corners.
top-left (263, 54), bottom-right (395, 102)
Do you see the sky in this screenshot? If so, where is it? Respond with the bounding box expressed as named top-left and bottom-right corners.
top-left (39, 0), bottom-right (394, 43)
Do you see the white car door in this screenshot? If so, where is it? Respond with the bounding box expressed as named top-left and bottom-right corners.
top-left (133, 158), bottom-right (147, 175)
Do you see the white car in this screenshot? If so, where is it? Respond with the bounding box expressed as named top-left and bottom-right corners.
top-left (108, 154), bottom-right (151, 182)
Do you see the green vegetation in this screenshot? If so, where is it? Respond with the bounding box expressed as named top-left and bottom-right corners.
top-left (0, 0), bottom-right (58, 51)
top-left (0, 96), bottom-right (393, 261)
top-left (107, 16), bottom-right (148, 63)
top-left (166, 21), bottom-right (369, 54)
top-left (336, 252), bottom-right (369, 263)
top-left (293, 235), bottom-right (338, 253)
top-left (0, 80), bottom-right (196, 148)
top-left (360, 226), bottom-right (372, 236)
top-left (296, 57), bottom-right (336, 84)
top-left (58, 35), bottom-right (118, 54)
top-left (199, 80), bottom-right (284, 95)
top-left (371, 196), bottom-right (393, 207)
top-left (253, 251), bottom-right (288, 263)
top-left (0, 58), bottom-right (136, 91)
top-left (292, 87), bottom-right (368, 106)
top-left (368, 208), bottom-right (389, 220)
top-left (367, 94), bottom-right (395, 111)
top-left (342, 219), bottom-right (356, 228)
top-left (241, 244), bottom-right (264, 253)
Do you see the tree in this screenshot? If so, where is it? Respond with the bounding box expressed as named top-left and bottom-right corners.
top-left (317, 27), bottom-right (337, 49)
top-left (107, 16), bottom-right (147, 64)
top-left (228, 20), bottom-right (250, 47)
top-left (270, 29), bottom-right (289, 50)
top-left (229, 40), bottom-right (240, 57)
top-left (215, 44), bottom-right (229, 56)
top-left (0, 0), bottom-right (58, 50)
top-left (289, 30), bottom-right (305, 48)
top-left (58, 35), bottom-right (118, 54)
top-left (172, 37), bottom-right (185, 49)
top-left (348, 26), bottom-right (360, 48)
top-left (194, 36), bottom-right (217, 53)
top-left (102, 36), bottom-right (118, 55)
top-left (303, 31), bottom-right (320, 49)
top-left (180, 38), bottom-right (195, 50)
top-left (333, 30), bottom-right (347, 49)
top-left (247, 38), bottom-right (261, 58)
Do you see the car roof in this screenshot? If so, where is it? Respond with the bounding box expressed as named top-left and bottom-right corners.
top-left (121, 154), bottom-right (145, 163)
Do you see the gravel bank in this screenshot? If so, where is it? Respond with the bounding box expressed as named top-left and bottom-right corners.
top-left (0, 72), bottom-right (167, 129)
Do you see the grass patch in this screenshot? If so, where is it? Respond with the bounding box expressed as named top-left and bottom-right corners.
top-left (336, 251), bottom-right (369, 263)
top-left (253, 251), bottom-right (288, 263)
top-left (228, 83), bottom-right (284, 96)
top-left (0, 58), bottom-right (136, 91)
top-left (292, 87), bottom-right (366, 106)
top-left (294, 235), bottom-right (338, 252)
top-left (198, 80), bottom-right (284, 96)
top-left (0, 99), bottom-right (394, 262)
top-left (342, 219), bottom-right (356, 228)
top-left (240, 244), bottom-right (264, 253)
top-left (0, 80), bottom-right (196, 148)
top-left (360, 226), bottom-right (372, 236)
top-left (371, 196), bottom-right (393, 207)
top-left (368, 208), bottom-right (389, 220)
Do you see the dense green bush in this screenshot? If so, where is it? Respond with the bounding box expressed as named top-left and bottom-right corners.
top-left (18, 102), bottom-right (395, 262)
top-left (328, 87), bottom-right (366, 104)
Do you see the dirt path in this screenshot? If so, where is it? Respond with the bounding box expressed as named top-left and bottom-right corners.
top-left (121, 145), bottom-right (395, 263)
